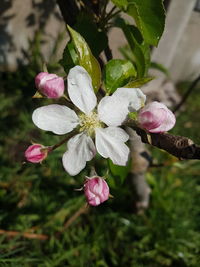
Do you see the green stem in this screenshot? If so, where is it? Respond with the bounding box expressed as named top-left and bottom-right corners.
top-left (63, 94), bottom-right (70, 101)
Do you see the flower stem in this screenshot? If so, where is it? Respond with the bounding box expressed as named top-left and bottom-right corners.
top-left (63, 94), bottom-right (70, 101)
top-left (49, 130), bottom-right (77, 152)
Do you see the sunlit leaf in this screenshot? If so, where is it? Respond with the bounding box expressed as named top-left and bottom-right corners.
top-left (124, 77), bottom-right (154, 88)
top-left (67, 25), bottom-right (101, 92)
top-left (116, 19), bottom-right (150, 78)
top-left (127, 0), bottom-right (165, 46)
top-left (111, 0), bottom-right (128, 9)
top-left (103, 59), bottom-right (137, 94)
top-left (112, 0), bottom-right (165, 46)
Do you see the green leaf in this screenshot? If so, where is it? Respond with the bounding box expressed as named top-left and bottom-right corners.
top-left (74, 14), bottom-right (108, 57)
top-left (129, 25), bottom-right (151, 77)
top-left (116, 19), bottom-right (150, 78)
top-left (124, 77), bottom-right (154, 88)
top-left (103, 59), bottom-right (137, 94)
top-left (127, 0), bottom-right (165, 46)
top-left (150, 62), bottom-right (170, 77)
top-left (111, 0), bottom-right (128, 9)
top-left (108, 159), bottom-right (131, 185)
top-left (59, 41), bottom-right (79, 73)
top-left (67, 25), bottom-right (101, 92)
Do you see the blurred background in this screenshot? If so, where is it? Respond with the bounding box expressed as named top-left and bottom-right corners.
top-left (0, 0), bottom-right (200, 266)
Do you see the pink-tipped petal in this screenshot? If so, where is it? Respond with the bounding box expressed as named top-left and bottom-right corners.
top-left (35, 72), bottom-right (64, 98)
top-left (42, 77), bottom-right (64, 98)
top-left (25, 144), bottom-right (48, 163)
top-left (35, 72), bottom-right (49, 88)
top-left (84, 177), bottom-right (109, 206)
top-left (138, 101), bottom-right (176, 133)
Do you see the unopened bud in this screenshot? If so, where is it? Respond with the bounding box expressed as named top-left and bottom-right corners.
top-left (138, 101), bottom-right (176, 133)
top-left (35, 72), bottom-right (64, 98)
top-left (84, 176), bottom-right (109, 206)
top-left (25, 144), bottom-right (48, 163)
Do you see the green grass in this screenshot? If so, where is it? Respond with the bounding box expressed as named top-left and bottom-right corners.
top-left (0, 67), bottom-right (200, 267)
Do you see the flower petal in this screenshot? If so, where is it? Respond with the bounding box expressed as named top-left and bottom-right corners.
top-left (113, 87), bottom-right (146, 111)
top-left (84, 177), bottom-right (109, 206)
top-left (62, 133), bottom-right (96, 176)
top-left (97, 95), bottom-right (129, 126)
top-left (32, 104), bottom-right (79, 135)
top-left (138, 101), bottom-right (176, 133)
top-left (148, 109), bottom-right (176, 133)
top-left (95, 127), bottom-right (129, 166)
top-left (67, 66), bottom-right (97, 114)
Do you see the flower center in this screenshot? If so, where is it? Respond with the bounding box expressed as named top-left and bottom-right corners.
top-left (79, 112), bottom-right (102, 136)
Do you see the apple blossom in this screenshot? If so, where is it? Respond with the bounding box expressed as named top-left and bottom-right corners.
top-left (84, 176), bottom-right (109, 206)
top-left (25, 144), bottom-right (48, 163)
top-left (32, 65), bottom-right (146, 176)
top-left (138, 101), bottom-right (176, 133)
top-left (35, 72), bottom-right (64, 98)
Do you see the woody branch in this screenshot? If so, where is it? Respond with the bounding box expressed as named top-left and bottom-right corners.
top-left (132, 126), bottom-right (200, 160)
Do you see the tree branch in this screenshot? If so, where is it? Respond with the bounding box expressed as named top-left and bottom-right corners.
top-left (56, 0), bottom-right (79, 26)
top-left (132, 126), bottom-right (200, 160)
top-left (173, 75), bottom-right (200, 113)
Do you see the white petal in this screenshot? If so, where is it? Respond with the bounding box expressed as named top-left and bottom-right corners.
top-left (113, 87), bottom-right (146, 111)
top-left (62, 133), bottom-right (96, 176)
top-left (97, 95), bottom-right (129, 126)
top-left (67, 66), bottom-right (97, 114)
top-left (32, 104), bottom-right (79, 135)
top-left (149, 109), bottom-right (176, 133)
top-left (95, 127), bottom-right (129, 166)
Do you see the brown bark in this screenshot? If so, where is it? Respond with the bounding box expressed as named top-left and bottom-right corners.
top-left (133, 126), bottom-right (200, 160)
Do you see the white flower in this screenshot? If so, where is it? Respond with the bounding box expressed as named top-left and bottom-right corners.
top-left (32, 66), bottom-right (146, 176)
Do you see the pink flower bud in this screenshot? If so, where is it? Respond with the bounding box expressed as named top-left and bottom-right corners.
top-left (138, 101), bottom-right (176, 133)
top-left (84, 177), bottom-right (109, 206)
top-left (25, 144), bottom-right (48, 163)
top-left (35, 72), bottom-right (64, 98)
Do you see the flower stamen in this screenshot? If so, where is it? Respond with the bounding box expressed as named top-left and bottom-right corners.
top-left (79, 112), bottom-right (102, 136)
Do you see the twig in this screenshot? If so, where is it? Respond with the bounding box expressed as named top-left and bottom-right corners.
top-left (100, 0), bottom-right (108, 21)
top-left (0, 182), bottom-right (10, 189)
top-left (56, 0), bottom-right (79, 25)
top-left (133, 126), bottom-right (200, 160)
top-left (49, 130), bottom-right (77, 152)
top-left (104, 46), bottom-right (113, 61)
top-left (173, 75), bottom-right (200, 113)
top-left (0, 203), bottom-right (89, 241)
top-left (105, 5), bottom-right (117, 19)
top-left (0, 229), bottom-right (48, 241)
top-left (63, 204), bottom-right (89, 230)
top-left (55, 204), bottom-right (89, 239)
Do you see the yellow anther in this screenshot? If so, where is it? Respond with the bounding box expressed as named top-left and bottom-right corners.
top-left (79, 112), bottom-right (102, 136)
